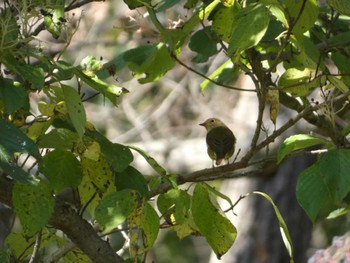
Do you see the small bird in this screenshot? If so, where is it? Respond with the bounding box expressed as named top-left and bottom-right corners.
top-left (200, 118), bottom-right (236, 166)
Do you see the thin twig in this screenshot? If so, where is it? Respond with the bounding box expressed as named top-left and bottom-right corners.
top-left (29, 230), bottom-right (42, 263)
top-left (172, 54), bottom-right (255, 92)
top-left (44, 242), bottom-right (76, 263)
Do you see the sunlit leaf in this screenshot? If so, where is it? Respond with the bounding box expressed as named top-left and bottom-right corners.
top-left (277, 134), bottom-right (327, 163)
top-left (123, 43), bottom-right (175, 83)
top-left (91, 131), bottom-right (133, 172)
top-left (157, 189), bottom-right (195, 238)
top-left (73, 68), bottom-right (128, 106)
top-left (278, 68), bottom-right (314, 96)
top-left (286, 0), bottom-right (318, 35)
top-left (227, 4), bottom-right (270, 55)
top-left (326, 205), bottom-right (350, 219)
top-left (129, 201), bottom-right (160, 256)
top-left (266, 88), bottom-right (279, 125)
top-left (95, 189), bottom-right (139, 232)
top-left (212, 5), bottom-right (237, 42)
top-left (192, 183), bottom-right (236, 259)
top-left (43, 0), bottom-right (65, 39)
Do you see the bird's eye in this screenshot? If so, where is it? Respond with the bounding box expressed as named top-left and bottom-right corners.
top-left (211, 119), bottom-right (215, 122)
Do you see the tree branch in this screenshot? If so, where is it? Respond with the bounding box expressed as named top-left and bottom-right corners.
top-left (0, 174), bottom-right (124, 263)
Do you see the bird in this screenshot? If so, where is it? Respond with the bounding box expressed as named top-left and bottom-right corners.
top-left (200, 118), bottom-right (236, 166)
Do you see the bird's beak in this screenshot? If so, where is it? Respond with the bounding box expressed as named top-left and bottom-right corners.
top-left (199, 122), bottom-right (205, 126)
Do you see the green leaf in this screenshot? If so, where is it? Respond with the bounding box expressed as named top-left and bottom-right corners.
top-left (200, 59), bottom-right (232, 92)
top-left (12, 182), bottom-right (55, 235)
top-left (128, 145), bottom-right (167, 177)
top-left (326, 205), bottom-right (350, 219)
top-left (319, 149), bottom-right (350, 204)
top-left (0, 78), bottom-right (26, 114)
top-left (123, 43), bottom-right (175, 83)
top-left (212, 5), bottom-right (237, 42)
top-left (328, 75), bottom-right (350, 96)
top-left (80, 56), bottom-right (103, 74)
top-left (52, 60), bottom-right (75, 81)
top-left (157, 189), bottom-right (195, 238)
top-left (138, 202), bottom-right (160, 249)
top-left (277, 134), bottom-right (327, 163)
top-left (265, 0), bottom-right (288, 27)
top-left (189, 27), bottom-right (218, 63)
top-left (278, 68), bottom-right (314, 96)
top-left (0, 117), bottom-right (41, 160)
top-left (157, 189), bottom-right (191, 222)
top-left (206, 184), bottom-right (233, 208)
top-left (184, 0), bottom-right (199, 8)
top-left (297, 150), bottom-right (350, 221)
top-left (91, 131), bottom-right (133, 172)
top-left (129, 201), bottom-right (160, 256)
top-left (39, 149), bottom-right (83, 192)
top-left (43, 0), bottom-right (65, 39)
top-left (227, 4), bottom-right (270, 55)
top-left (5, 229), bottom-right (58, 260)
top-left (123, 0), bottom-right (149, 9)
top-left (182, 0), bottom-right (221, 35)
top-left (328, 0), bottom-right (350, 16)
top-left (327, 31), bottom-right (350, 49)
top-left (266, 88), bottom-right (279, 125)
top-left (62, 85), bottom-right (86, 138)
top-left (78, 165), bottom-right (116, 216)
top-left (154, 0), bottom-right (181, 12)
top-left (292, 34), bottom-right (320, 69)
top-left (191, 183), bottom-right (236, 259)
top-left (81, 154), bottom-right (114, 192)
top-left (2, 54), bottom-right (44, 90)
top-left (26, 118), bottom-right (53, 141)
top-left (37, 128), bottom-right (79, 150)
top-left (251, 191), bottom-right (294, 260)
top-left (285, 0), bottom-right (318, 35)
top-left (296, 162), bottom-right (332, 222)
top-left (0, 160), bottom-right (39, 185)
top-left (115, 166), bottom-right (149, 197)
top-left (95, 189), bottom-right (139, 232)
top-left (0, 8), bottom-right (19, 50)
top-left (73, 68), bottom-right (128, 106)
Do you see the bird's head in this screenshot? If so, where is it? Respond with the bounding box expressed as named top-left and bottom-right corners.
top-left (199, 118), bottom-right (227, 131)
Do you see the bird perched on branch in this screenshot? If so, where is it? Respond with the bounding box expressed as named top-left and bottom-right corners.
top-left (200, 118), bottom-right (236, 166)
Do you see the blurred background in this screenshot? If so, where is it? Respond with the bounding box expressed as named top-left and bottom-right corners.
top-left (6, 0), bottom-right (347, 262)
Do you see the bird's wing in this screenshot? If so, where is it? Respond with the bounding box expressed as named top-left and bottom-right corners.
top-left (206, 127), bottom-right (235, 159)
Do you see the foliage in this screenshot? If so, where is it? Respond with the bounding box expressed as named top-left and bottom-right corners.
top-left (0, 0), bottom-right (350, 262)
